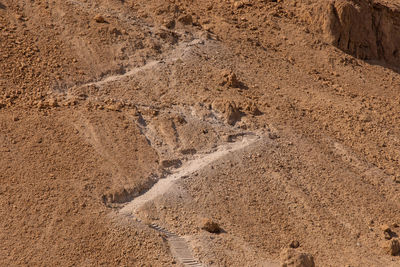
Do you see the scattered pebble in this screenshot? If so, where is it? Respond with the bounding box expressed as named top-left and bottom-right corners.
top-left (94, 14), bottom-right (106, 23)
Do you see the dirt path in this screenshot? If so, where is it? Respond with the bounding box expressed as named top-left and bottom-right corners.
top-left (120, 133), bottom-right (260, 216)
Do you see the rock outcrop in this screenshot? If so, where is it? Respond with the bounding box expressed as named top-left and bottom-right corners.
top-left (318, 0), bottom-right (400, 67)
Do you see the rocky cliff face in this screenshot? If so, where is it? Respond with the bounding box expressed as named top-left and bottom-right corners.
top-left (320, 0), bottom-right (400, 67)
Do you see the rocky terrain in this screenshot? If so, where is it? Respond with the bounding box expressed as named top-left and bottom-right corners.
top-left (1, 0), bottom-right (400, 266)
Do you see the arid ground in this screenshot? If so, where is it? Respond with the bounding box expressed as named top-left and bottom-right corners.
top-left (1, 0), bottom-right (400, 266)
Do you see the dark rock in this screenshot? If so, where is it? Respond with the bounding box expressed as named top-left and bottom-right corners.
top-left (200, 218), bottom-right (222, 233)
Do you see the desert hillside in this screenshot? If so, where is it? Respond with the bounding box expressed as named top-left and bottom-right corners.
top-left (1, 0), bottom-right (400, 266)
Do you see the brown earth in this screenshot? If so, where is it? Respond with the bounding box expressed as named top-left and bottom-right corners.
top-left (1, 0), bottom-right (400, 266)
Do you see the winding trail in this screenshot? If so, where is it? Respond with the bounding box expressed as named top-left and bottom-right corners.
top-left (120, 134), bottom-right (260, 216)
top-left (120, 133), bottom-right (261, 267)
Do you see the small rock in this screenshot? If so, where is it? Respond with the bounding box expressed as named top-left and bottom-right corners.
top-left (202, 23), bottom-right (215, 33)
top-left (161, 159), bottom-right (182, 168)
top-left (110, 27), bottom-right (122, 35)
top-left (48, 98), bottom-right (58, 107)
top-left (174, 115), bottom-right (186, 124)
top-left (200, 218), bottom-right (222, 233)
top-left (225, 102), bottom-right (241, 126)
top-left (37, 100), bottom-right (45, 109)
top-left (381, 224), bottom-right (396, 240)
top-left (244, 101), bottom-right (262, 115)
top-left (290, 240), bottom-right (300, 249)
top-left (177, 14), bottom-right (193, 25)
top-left (219, 70), bottom-right (241, 88)
top-left (382, 238), bottom-right (400, 256)
top-left (163, 19), bottom-right (175, 29)
top-left (384, 231), bottom-right (392, 240)
top-left (224, 134), bottom-right (235, 143)
top-left (280, 248), bottom-right (315, 267)
top-left (359, 114), bottom-right (372, 123)
top-left (94, 14), bottom-right (106, 23)
top-left (105, 103), bottom-right (124, 111)
top-left (0, 147), bottom-right (10, 152)
top-left (180, 148), bottom-right (196, 155)
top-left (233, 1), bottom-right (245, 9)
top-left (15, 14), bottom-right (24, 21)
top-left (269, 132), bottom-right (280, 140)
